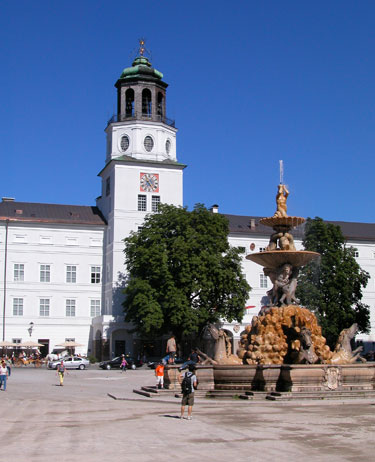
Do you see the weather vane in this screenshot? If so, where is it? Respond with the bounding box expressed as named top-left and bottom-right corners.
top-left (139, 38), bottom-right (145, 56)
top-left (131, 38), bottom-right (152, 61)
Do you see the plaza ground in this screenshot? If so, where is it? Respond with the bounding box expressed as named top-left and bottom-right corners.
top-left (1, 366), bottom-right (374, 462)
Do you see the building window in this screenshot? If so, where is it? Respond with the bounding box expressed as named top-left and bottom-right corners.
top-left (354, 250), bottom-right (359, 258)
top-left (13, 298), bottom-right (23, 316)
top-left (125, 88), bottom-right (134, 117)
top-left (165, 139), bottom-right (171, 154)
top-left (151, 195), bottom-right (160, 212)
top-left (12, 338), bottom-right (21, 349)
top-left (40, 265), bottom-right (50, 282)
top-left (66, 265), bottom-right (77, 283)
top-left (14, 263), bottom-right (24, 281)
top-left (260, 273), bottom-right (268, 288)
top-left (91, 266), bottom-right (101, 284)
top-left (144, 135), bottom-right (154, 152)
top-left (66, 300), bottom-right (76, 317)
top-left (142, 89), bottom-right (152, 117)
top-left (13, 234), bottom-right (27, 243)
top-left (106, 177), bottom-right (111, 196)
top-left (90, 299), bottom-right (101, 317)
top-left (138, 195), bottom-right (147, 211)
top-left (65, 237), bottom-right (78, 246)
top-left (120, 135), bottom-right (130, 152)
top-left (40, 235), bottom-right (52, 244)
top-left (40, 299), bottom-right (50, 317)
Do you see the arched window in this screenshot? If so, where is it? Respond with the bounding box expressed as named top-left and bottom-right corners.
top-left (142, 89), bottom-right (152, 117)
top-left (157, 92), bottom-right (164, 119)
top-left (125, 89), bottom-right (134, 117)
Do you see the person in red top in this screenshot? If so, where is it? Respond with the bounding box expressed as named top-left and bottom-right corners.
top-left (155, 361), bottom-right (165, 389)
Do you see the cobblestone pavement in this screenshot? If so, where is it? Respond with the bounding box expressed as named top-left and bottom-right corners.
top-left (1, 367), bottom-right (374, 462)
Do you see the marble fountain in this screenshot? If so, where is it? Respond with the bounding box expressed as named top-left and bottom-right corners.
top-left (165, 181), bottom-right (375, 394)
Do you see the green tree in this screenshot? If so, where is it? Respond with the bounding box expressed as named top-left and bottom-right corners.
top-left (297, 217), bottom-right (370, 348)
top-left (122, 204), bottom-right (251, 341)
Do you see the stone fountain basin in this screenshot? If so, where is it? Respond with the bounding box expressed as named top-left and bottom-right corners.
top-left (246, 250), bottom-right (320, 269)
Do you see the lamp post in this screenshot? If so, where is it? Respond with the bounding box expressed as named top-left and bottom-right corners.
top-left (28, 322), bottom-right (34, 337)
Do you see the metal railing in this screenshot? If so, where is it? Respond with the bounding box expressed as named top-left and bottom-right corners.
top-left (107, 112), bottom-right (175, 128)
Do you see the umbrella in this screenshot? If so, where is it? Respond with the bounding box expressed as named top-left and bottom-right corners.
top-left (0, 341), bottom-right (18, 354)
top-left (19, 341), bottom-right (45, 348)
top-left (55, 341), bottom-right (84, 355)
top-left (0, 341), bottom-right (17, 347)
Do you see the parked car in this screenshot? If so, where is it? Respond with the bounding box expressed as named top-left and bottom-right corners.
top-left (98, 356), bottom-right (143, 370)
top-left (48, 356), bottom-right (90, 370)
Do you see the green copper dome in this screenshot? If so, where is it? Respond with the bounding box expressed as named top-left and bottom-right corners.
top-left (119, 56), bottom-right (163, 80)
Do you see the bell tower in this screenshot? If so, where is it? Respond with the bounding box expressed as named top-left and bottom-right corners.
top-left (105, 41), bottom-right (177, 163)
top-left (96, 42), bottom-right (185, 323)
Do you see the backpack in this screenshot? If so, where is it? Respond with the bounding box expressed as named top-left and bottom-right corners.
top-left (181, 372), bottom-right (193, 394)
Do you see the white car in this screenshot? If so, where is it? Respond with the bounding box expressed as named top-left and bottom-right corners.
top-left (48, 356), bottom-right (89, 370)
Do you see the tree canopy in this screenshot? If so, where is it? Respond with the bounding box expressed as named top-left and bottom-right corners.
top-left (122, 204), bottom-right (251, 340)
top-left (297, 217), bottom-right (370, 348)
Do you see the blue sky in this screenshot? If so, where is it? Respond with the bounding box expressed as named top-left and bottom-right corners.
top-left (1, 1), bottom-right (374, 223)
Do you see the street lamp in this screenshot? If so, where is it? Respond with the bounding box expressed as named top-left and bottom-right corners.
top-left (28, 322), bottom-right (34, 337)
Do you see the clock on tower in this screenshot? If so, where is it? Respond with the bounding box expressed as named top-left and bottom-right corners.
top-left (140, 173), bottom-right (159, 192)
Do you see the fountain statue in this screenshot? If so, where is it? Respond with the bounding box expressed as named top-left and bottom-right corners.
top-left (162, 172), bottom-right (374, 394)
top-left (237, 179), bottom-right (362, 367)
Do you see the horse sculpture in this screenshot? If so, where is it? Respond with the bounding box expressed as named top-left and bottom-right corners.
top-left (197, 324), bottom-right (242, 365)
top-left (295, 327), bottom-right (319, 364)
top-left (330, 323), bottom-right (366, 364)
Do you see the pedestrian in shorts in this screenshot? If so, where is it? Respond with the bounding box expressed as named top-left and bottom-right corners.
top-left (179, 364), bottom-right (197, 420)
top-left (155, 361), bottom-right (165, 389)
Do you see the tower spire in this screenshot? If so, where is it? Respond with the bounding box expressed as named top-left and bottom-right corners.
top-left (136, 38), bottom-right (152, 60)
top-left (139, 38), bottom-right (145, 56)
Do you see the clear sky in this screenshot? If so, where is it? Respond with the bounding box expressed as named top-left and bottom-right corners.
top-left (1, 1), bottom-right (374, 223)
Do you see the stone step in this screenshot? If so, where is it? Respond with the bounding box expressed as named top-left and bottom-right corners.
top-left (141, 386), bottom-right (159, 394)
top-left (134, 385), bottom-right (375, 401)
top-left (206, 390), bottom-right (269, 400)
top-left (133, 386), bottom-right (207, 399)
top-left (265, 390), bottom-right (375, 401)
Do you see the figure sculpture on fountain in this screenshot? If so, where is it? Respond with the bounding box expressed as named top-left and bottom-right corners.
top-left (241, 177), bottom-right (365, 366)
top-left (273, 184), bottom-right (289, 218)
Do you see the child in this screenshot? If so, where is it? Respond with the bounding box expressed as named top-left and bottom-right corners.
top-left (155, 361), bottom-right (165, 389)
top-left (120, 356), bottom-right (127, 372)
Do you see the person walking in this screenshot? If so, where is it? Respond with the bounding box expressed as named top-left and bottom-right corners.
top-left (166, 335), bottom-right (176, 364)
top-left (179, 364), bottom-right (197, 420)
top-left (5, 357), bottom-right (11, 377)
top-left (120, 355), bottom-right (127, 373)
top-left (155, 361), bottom-right (165, 389)
top-left (57, 360), bottom-right (66, 386)
top-left (0, 361), bottom-right (9, 391)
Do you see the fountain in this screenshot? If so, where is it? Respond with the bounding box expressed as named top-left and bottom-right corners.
top-left (163, 174), bottom-right (375, 395)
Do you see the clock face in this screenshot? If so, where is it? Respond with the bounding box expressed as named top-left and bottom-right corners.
top-left (140, 173), bottom-right (159, 192)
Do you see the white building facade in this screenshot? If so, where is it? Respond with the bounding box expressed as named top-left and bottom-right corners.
top-left (0, 53), bottom-right (374, 358)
